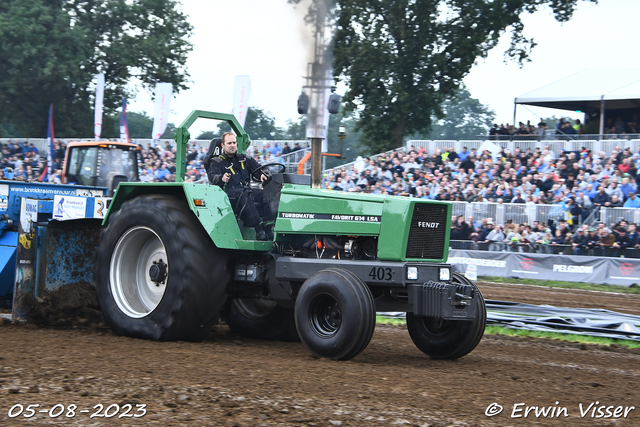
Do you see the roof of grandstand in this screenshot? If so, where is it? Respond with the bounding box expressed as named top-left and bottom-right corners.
top-left (515, 68), bottom-right (640, 111)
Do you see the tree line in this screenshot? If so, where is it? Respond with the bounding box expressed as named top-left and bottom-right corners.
top-left (1, 0), bottom-right (595, 155)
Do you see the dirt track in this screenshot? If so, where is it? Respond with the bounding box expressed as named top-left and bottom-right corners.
top-left (1, 283), bottom-right (640, 426)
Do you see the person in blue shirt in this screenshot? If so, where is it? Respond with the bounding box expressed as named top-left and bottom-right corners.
top-left (623, 192), bottom-right (640, 208)
top-left (619, 177), bottom-right (636, 200)
top-left (458, 146), bottom-right (470, 162)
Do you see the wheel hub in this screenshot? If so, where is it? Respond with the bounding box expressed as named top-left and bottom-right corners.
top-left (309, 294), bottom-right (342, 338)
top-left (149, 259), bottom-right (167, 284)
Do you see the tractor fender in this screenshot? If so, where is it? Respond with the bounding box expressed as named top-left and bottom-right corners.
top-left (103, 182), bottom-right (272, 251)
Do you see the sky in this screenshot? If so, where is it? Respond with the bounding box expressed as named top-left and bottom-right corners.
top-left (128, 0), bottom-right (640, 138)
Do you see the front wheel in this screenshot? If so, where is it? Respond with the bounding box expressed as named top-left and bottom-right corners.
top-left (406, 273), bottom-right (486, 360)
top-left (295, 268), bottom-right (375, 360)
top-left (96, 195), bottom-right (229, 341)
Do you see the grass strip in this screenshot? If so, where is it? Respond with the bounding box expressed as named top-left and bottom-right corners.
top-left (478, 276), bottom-right (640, 294)
top-left (485, 325), bottom-right (640, 348)
top-left (375, 317), bottom-right (640, 347)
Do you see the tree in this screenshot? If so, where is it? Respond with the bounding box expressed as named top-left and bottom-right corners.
top-left (282, 116), bottom-right (307, 140)
top-left (417, 86), bottom-right (495, 140)
top-left (107, 111), bottom-right (175, 139)
top-left (0, 0), bottom-right (192, 138)
top-left (332, 0), bottom-right (596, 153)
top-left (197, 107), bottom-right (286, 140)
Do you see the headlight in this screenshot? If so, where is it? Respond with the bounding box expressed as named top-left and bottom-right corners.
top-left (439, 268), bottom-right (450, 281)
top-left (407, 266), bottom-right (418, 281)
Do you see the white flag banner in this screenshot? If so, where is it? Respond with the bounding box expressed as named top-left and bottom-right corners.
top-left (94, 73), bottom-right (105, 140)
top-left (152, 82), bottom-right (173, 141)
top-left (233, 75), bottom-right (251, 128)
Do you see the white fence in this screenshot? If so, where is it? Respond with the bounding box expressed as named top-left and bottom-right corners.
top-left (406, 139), bottom-right (640, 159)
top-left (451, 202), bottom-right (568, 228)
top-left (452, 202), bottom-right (640, 228)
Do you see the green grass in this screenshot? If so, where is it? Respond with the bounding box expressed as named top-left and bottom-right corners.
top-left (478, 276), bottom-right (640, 294)
top-left (376, 315), bottom-right (406, 325)
top-left (485, 325), bottom-right (640, 348)
top-left (375, 317), bottom-right (640, 347)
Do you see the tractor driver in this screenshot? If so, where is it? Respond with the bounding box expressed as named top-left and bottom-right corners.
top-left (207, 131), bottom-right (273, 241)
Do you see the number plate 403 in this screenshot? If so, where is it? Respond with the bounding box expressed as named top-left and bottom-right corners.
top-left (368, 267), bottom-right (394, 282)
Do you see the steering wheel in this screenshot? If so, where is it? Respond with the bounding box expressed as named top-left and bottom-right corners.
top-left (251, 162), bottom-right (286, 184)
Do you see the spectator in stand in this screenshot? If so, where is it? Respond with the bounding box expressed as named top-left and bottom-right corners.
top-left (478, 219), bottom-right (494, 242)
top-left (51, 169), bottom-right (62, 184)
top-left (627, 223), bottom-right (640, 247)
top-left (273, 151), bottom-right (286, 166)
top-left (583, 228), bottom-right (599, 255)
top-left (536, 232), bottom-right (552, 253)
top-left (572, 228), bottom-right (589, 255)
top-left (549, 229), bottom-right (565, 251)
top-left (612, 227), bottom-right (632, 253)
top-left (605, 194), bottom-right (624, 208)
top-left (592, 185), bottom-right (610, 207)
top-left (458, 146), bottom-right (470, 162)
top-left (484, 224), bottom-right (505, 251)
top-left (598, 228), bottom-right (616, 256)
top-left (624, 192), bottom-right (640, 208)
top-left (619, 176), bottom-right (637, 200)
top-left (268, 142), bottom-right (281, 156)
top-left (451, 215), bottom-right (471, 241)
top-left (606, 181), bottom-right (624, 201)
top-left (561, 232), bottom-right (575, 255)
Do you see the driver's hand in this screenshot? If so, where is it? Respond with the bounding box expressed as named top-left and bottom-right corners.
top-left (260, 173), bottom-right (268, 183)
top-left (222, 172), bottom-right (231, 183)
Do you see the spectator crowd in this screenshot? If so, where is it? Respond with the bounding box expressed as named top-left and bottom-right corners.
top-left (321, 141), bottom-right (640, 257)
top-left (0, 139), bottom-right (303, 184)
top-left (3, 136), bottom-right (640, 257)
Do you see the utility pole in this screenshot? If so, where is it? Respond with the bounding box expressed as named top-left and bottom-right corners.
top-left (300, 2), bottom-right (332, 189)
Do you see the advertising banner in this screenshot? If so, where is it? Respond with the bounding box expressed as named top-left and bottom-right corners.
top-left (606, 258), bottom-right (640, 286)
top-left (233, 75), bottom-right (251, 128)
top-left (448, 251), bottom-right (510, 277)
top-left (120, 98), bottom-right (130, 143)
top-left (448, 249), bottom-right (640, 287)
top-left (53, 195), bottom-right (87, 220)
top-left (94, 73), bottom-right (105, 140)
top-left (93, 197), bottom-right (109, 219)
top-left (151, 82), bottom-right (173, 142)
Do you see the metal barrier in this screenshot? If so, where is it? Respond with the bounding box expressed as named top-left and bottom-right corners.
top-left (451, 202), bottom-right (566, 228)
top-left (449, 203), bottom-right (640, 230)
top-left (599, 207), bottom-right (640, 225)
top-left (450, 240), bottom-right (640, 258)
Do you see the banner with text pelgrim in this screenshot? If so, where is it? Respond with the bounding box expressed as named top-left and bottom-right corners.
top-left (448, 250), bottom-right (636, 287)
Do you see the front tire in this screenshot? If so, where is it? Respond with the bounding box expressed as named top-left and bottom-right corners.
top-left (295, 268), bottom-right (375, 360)
top-left (406, 273), bottom-right (486, 360)
top-left (96, 195), bottom-right (229, 341)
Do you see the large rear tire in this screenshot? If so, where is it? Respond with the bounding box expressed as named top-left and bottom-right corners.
top-left (223, 298), bottom-right (299, 341)
top-left (406, 272), bottom-right (486, 360)
top-left (96, 194), bottom-right (229, 341)
top-left (294, 268), bottom-right (375, 361)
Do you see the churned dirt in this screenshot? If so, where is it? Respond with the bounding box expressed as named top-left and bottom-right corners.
top-left (1, 283), bottom-right (640, 426)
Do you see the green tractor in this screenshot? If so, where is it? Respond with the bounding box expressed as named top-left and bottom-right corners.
top-left (96, 111), bottom-right (486, 361)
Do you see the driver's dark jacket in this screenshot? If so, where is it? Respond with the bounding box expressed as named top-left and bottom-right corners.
top-left (207, 153), bottom-right (260, 190)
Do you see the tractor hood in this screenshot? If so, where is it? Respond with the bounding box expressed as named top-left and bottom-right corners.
top-left (274, 186), bottom-right (451, 262)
